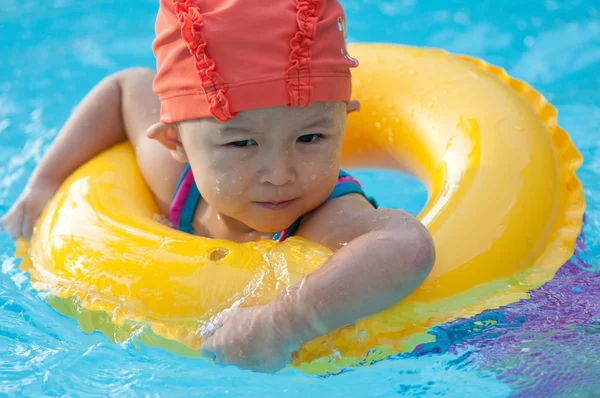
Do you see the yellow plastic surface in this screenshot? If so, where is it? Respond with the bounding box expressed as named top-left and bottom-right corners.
top-left (17, 44), bottom-right (584, 374)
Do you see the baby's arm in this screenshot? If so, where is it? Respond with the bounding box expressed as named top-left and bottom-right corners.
top-left (1, 68), bottom-right (158, 239)
top-left (200, 195), bottom-right (434, 372)
top-left (273, 199), bottom-right (434, 344)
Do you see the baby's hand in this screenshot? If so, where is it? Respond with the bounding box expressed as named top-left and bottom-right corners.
top-left (1, 179), bottom-right (59, 239)
top-left (199, 304), bottom-right (301, 373)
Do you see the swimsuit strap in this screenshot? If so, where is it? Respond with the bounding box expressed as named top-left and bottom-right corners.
top-left (169, 167), bottom-right (377, 240)
top-left (271, 170), bottom-right (378, 242)
top-left (169, 164), bottom-right (200, 233)
top-left (329, 170), bottom-right (378, 207)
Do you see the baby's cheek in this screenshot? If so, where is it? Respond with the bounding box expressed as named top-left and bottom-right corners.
top-left (304, 167), bottom-right (338, 204)
top-left (201, 152), bottom-right (251, 194)
top-left (212, 171), bottom-right (249, 200)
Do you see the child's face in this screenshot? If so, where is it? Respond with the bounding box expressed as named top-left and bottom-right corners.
top-left (177, 102), bottom-right (347, 233)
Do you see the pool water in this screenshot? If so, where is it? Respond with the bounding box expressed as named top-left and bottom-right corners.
top-left (1, 0), bottom-right (599, 396)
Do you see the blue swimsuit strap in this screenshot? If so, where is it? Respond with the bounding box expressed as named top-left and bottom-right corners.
top-left (329, 170), bottom-right (378, 208)
top-left (272, 170), bottom-right (378, 241)
top-left (175, 164), bottom-right (200, 234)
top-left (173, 167), bottom-right (377, 240)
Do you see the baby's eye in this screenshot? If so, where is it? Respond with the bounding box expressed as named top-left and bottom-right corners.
top-left (228, 139), bottom-right (257, 147)
top-left (297, 133), bottom-right (323, 143)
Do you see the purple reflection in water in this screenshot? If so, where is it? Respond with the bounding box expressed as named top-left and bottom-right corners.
top-left (413, 217), bottom-right (600, 396)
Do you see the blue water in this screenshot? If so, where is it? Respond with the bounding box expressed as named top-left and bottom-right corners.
top-left (1, 0), bottom-right (599, 396)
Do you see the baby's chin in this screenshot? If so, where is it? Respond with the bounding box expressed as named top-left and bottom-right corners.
top-left (247, 219), bottom-right (298, 234)
top-left (243, 211), bottom-right (302, 234)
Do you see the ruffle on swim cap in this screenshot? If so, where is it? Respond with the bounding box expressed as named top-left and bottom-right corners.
top-left (152, 0), bottom-right (358, 123)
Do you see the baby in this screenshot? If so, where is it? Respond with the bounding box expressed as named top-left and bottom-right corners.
top-left (1, 0), bottom-right (434, 372)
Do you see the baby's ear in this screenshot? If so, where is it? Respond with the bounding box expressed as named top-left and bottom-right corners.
top-left (146, 122), bottom-right (178, 149)
top-left (346, 99), bottom-right (361, 114)
top-left (146, 122), bottom-right (188, 163)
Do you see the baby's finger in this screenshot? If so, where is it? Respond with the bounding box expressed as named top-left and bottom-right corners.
top-left (200, 339), bottom-right (223, 365)
top-left (1, 205), bottom-right (24, 239)
top-left (199, 308), bottom-right (235, 339)
top-left (22, 200), bottom-right (46, 240)
top-left (22, 212), bottom-right (33, 240)
top-left (200, 345), bottom-right (215, 360)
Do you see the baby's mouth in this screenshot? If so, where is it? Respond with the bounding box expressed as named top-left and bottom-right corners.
top-left (255, 199), bottom-right (297, 211)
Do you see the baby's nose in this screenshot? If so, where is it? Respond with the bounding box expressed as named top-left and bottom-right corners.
top-left (259, 151), bottom-right (296, 186)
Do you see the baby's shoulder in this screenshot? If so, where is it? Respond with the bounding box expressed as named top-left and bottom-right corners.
top-left (296, 193), bottom-right (381, 251)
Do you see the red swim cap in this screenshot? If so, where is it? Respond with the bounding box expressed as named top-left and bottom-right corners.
top-left (152, 0), bottom-right (358, 123)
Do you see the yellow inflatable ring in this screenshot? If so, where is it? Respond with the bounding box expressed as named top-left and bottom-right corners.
top-left (18, 44), bottom-right (584, 375)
